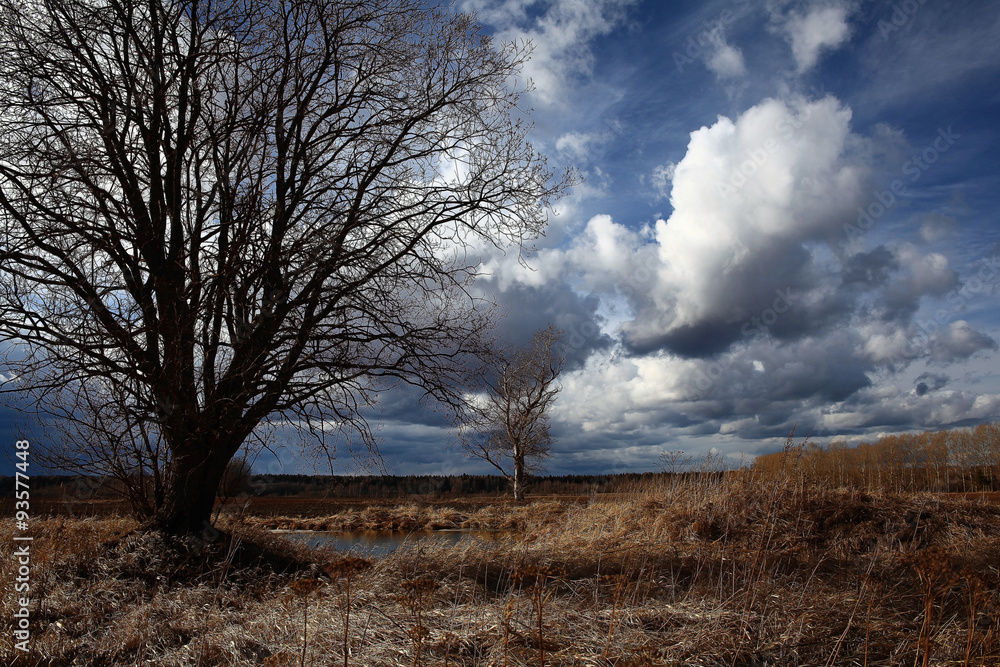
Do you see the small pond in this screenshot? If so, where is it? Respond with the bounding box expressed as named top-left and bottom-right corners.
top-left (275, 529), bottom-right (488, 558)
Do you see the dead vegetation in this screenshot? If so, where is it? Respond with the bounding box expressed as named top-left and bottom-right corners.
top-left (243, 500), bottom-right (550, 533)
top-left (3, 474), bottom-right (1000, 666)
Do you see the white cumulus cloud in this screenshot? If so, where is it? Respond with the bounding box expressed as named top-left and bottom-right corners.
top-left (623, 95), bottom-right (868, 352)
top-left (460, 0), bottom-right (636, 106)
top-left (778, 2), bottom-right (853, 73)
top-left (704, 28), bottom-right (746, 79)
top-left (650, 162), bottom-right (676, 200)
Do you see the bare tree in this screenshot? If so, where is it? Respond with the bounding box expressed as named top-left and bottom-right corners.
top-left (658, 449), bottom-right (692, 491)
top-left (31, 376), bottom-right (170, 519)
top-left (461, 326), bottom-right (563, 501)
top-left (26, 368), bottom-right (276, 519)
top-left (0, 0), bottom-right (566, 534)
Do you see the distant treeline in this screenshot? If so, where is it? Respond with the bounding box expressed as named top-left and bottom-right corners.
top-left (0, 471), bottom-right (669, 500)
top-left (8, 421), bottom-right (1000, 500)
top-left (752, 422), bottom-right (1000, 492)
top-left (0, 474), bottom-right (93, 497)
top-left (248, 472), bottom-right (663, 498)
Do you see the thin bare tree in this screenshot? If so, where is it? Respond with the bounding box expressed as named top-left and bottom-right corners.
top-left (658, 449), bottom-right (692, 491)
top-left (0, 0), bottom-right (567, 534)
top-left (461, 326), bottom-right (563, 501)
top-left (31, 375), bottom-right (170, 518)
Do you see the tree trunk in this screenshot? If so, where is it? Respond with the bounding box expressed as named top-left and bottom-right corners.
top-left (513, 453), bottom-right (525, 502)
top-left (155, 445), bottom-right (233, 536)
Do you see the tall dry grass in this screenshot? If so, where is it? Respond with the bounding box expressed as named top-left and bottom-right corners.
top-left (3, 468), bottom-right (1000, 666)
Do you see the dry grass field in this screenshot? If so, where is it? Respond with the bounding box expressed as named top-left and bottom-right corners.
top-left (3, 473), bottom-right (1000, 666)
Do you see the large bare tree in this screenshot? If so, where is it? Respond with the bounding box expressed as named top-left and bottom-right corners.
top-left (461, 326), bottom-right (563, 501)
top-left (0, 0), bottom-right (565, 534)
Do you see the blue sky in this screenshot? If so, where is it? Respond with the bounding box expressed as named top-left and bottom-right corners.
top-left (4, 0), bottom-right (1000, 478)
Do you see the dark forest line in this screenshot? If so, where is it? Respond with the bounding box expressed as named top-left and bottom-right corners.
top-left (0, 471), bottom-right (667, 500)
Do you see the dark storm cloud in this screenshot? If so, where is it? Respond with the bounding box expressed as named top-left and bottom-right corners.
top-left (692, 335), bottom-right (872, 416)
top-left (881, 268), bottom-right (958, 323)
top-left (821, 386), bottom-right (1000, 437)
top-left (621, 234), bottom-right (969, 371)
top-left (492, 280), bottom-right (614, 370)
top-left (767, 356), bottom-right (871, 404)
top-left (0, 404), bottom-right (21, 476)
top-left (928, 321), bottom-right (998, 363)
top-left (914, 372), bottom-right (948, 396)
top-left (368, 420), bottom-right (467, 476)
top-left (841, 246), bottom-right (899, 288)
top-left (372, 382), bottom-right (451, 428)
top-left (620, 241), bottom-right (819, 358)
top-left (623, 318), bottom-right (743, 358)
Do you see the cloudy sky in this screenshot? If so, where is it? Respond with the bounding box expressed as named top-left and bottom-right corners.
top-left (366, 0), bottom-right (1000, 477)
top-left (4, 0), bottom-right (1000, 478)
